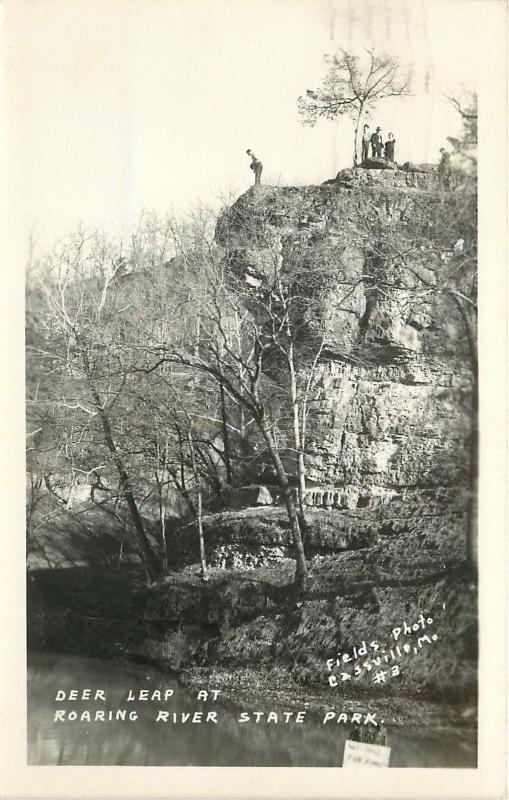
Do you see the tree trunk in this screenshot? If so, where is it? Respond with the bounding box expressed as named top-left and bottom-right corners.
top-left (468, 374), bottom-right (478, 577)
top-left (80, 347), bottom-right (161, 581)
top-left (353, 103), bottom-right (364, 167)
top-left (194, 312), bottom-right (201, 358)
top-left (451, 296), bottom-right (478, 576)
top-left (97, 409), bottom-right (161, 581)
top-left (176, 428), bottom-right (187, 493)
top-left (282, 299), bottom-right (308, 530)
top-left (155, 469), bottom-right (169, 572)
top-left (188, 430), bottom-right (207, 578)
top-left (290, 372), bottom-right (307, 528)
top-left (259, 425), bottom-right (308, 594)
top-left (219, 379), bottom-right (233, 485)
top-left (26, 474), bottom-right (43, 536)
top-left (196, 483), bottom-right (207, 578)
top-left (296, 450), bottom-right (307, 525)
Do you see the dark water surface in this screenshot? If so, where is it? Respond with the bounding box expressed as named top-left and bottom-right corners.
top-left (28, 652), bottom-right (476, 767)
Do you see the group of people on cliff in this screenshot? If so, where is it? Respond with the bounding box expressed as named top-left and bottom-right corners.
top-left (360, 126), bottom-right (453, 185)
top-left (247, 138), bottom-right (452, 186)
top-left (361, 124), bottom-right (396, 163)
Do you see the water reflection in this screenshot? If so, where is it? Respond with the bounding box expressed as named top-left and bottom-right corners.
top-left (28, 652), bottom-right (475, 767)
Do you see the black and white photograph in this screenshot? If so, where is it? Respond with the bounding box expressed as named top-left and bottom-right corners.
top-left (1, 0), bottom-right (507, 796)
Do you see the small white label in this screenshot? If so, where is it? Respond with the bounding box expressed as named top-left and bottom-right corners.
top-left (342, 739), bottom-right (391, 767)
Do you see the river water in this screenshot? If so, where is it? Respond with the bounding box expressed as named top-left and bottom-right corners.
top-left (28, 652), bottom-right (476, 767)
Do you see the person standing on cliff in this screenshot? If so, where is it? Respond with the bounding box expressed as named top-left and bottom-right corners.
top-left (384, 132), bottom-right (396, 163)
top-left (438, 148), bottom-right (452, 187)
top-left (370, 127), bottom-right (383, 158)
top-left (246, 149), bottom-right (263, 185)
top-left (361, 124), bottom-right (370, 163)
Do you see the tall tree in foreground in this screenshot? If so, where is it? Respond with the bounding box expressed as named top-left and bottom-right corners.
top-left (155, 199), bottom-right (368, 594)
top-left (152, 226), bottom-right (311, 593)
top-left (298, 48), bottom-right (409, 166)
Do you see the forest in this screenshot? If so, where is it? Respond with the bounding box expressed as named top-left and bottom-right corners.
top-left (25, 96), bottom-right (478, 737)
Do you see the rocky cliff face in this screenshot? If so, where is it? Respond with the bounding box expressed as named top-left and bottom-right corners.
top-left (216, 169), bottom-right (472, 513)
top-left (304, 359), bottom-right (469, 503)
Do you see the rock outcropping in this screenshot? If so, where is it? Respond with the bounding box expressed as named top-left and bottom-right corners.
top-left (216, 169), bottom-right (472, 515)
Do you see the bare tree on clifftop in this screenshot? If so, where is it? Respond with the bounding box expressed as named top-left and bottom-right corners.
top-left (298, 48), bottom-right (409, 166)
top-left (444, 91), bottom-right (477, 169)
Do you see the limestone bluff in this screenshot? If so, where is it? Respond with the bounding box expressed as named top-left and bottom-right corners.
top-left (213, 166), bottom-right (472, 535)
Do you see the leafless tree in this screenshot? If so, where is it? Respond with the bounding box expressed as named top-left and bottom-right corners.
top-left (29, 230), bottom-right (163, 580)
top-left (147, 201), bottom-right (368, 594)
top-left (444, 90), bottom-right (478, 173)
top-left (298, 48), bottom-right (409, 166)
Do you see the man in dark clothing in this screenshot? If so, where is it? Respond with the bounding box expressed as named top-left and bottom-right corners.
top-left (371, 127), bottom-right (384, 158)
top-left (246, 149), bottom-right (263, 185)
top-left (361, 124), bottom-right (370, 163)
top-left (384, 132), bottom-right (396, 162)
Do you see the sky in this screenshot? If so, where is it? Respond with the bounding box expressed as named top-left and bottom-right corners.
top-left (4, 0), bottom-right (485, 251)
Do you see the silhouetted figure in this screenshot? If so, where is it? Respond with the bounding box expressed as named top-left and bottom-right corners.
top-left (439, 148), bottom-right (452, 187)
top-left (361, 124), bottom-right (370, 162)
top-left (371, 127), bottom-right (383, 158)
top-left (384, 133), bottom-right (396, 162)
top-left (246, 149), bottom-right (263, 185)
